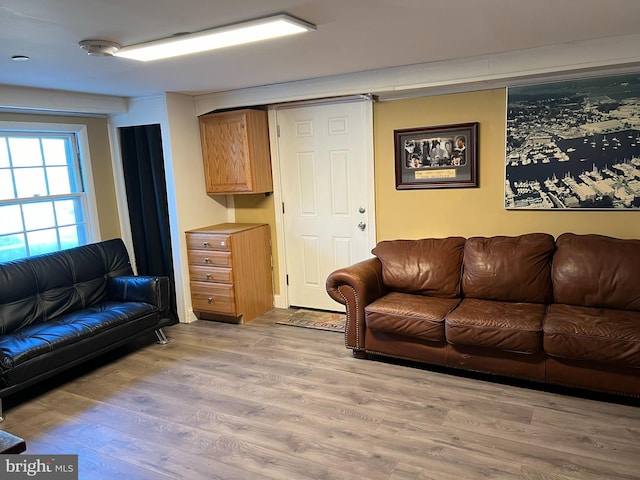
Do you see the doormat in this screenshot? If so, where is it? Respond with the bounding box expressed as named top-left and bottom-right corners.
top-left (276, 309), bottom-right (346, 333)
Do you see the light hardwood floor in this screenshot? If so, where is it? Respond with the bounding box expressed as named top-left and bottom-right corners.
top-left (3, 308), bottom-right (640, 480)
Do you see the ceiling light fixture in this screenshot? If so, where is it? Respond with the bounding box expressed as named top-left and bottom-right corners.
top-left (113, 13), bottom-right (315, 62)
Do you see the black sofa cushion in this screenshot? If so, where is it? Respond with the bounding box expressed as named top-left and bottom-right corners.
top-left (0, 301), bottom-right (156, 369)
top-left (0, 239), bottom-right (133, 334)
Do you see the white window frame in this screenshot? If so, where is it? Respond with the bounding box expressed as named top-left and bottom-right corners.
top-left (0, 121), bottom-right (101, 256)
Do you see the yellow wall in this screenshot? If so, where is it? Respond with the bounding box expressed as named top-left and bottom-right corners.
top-left (233, 193), bottom-right (280, 294)
top-left (0, 113), bottom-right (121, 240)
top-left (233, 88), bottom-right (640, 299)
top-left (374, 88), bottom-right (640, 240)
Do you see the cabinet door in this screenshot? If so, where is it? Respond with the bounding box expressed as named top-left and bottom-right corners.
top-left (200, 111), bottom-right (253, 193)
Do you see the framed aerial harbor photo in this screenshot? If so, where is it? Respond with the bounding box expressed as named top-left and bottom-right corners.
top-left (394, 122), bottom-right (478, 189)
top-left (505, 72), bottom-right (640, 209)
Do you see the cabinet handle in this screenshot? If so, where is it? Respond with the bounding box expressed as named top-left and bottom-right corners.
top-left (203, 241), bottom-right (209, 247)
top-left (206, 273), bottom-right (211, 279)
top-left (204, 257), bottom-right (210, 263)
top-left (207, 297), bottom-right (214, 304)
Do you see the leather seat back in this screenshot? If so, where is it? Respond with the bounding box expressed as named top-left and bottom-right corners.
top-left (552, 233), bottom-right (640, 310)
top-left (462, 233), bottom-right (555, 304)
top-left (0, 239), bottom-right (133, 334)
top-left (372, 237), bottom-right (466, 298)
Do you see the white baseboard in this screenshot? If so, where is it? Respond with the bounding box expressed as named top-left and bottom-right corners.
top-left (273, 294), bottom-right (287, 309)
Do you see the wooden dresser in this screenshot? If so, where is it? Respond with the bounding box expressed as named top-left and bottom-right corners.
top-left (186, 223), bottom-right (273, 323)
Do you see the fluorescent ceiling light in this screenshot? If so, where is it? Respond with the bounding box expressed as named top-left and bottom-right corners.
top-left (114, 14), bottom-right (315, 62)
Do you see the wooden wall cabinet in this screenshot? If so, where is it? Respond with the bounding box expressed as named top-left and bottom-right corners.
top-left (186, 223), bottom-right (273, 323)
top-left (199, 109), bottom-right (273, 194)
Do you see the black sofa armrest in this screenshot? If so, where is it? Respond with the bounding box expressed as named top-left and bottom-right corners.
top-left (107, 276), bottom-right (169, 313)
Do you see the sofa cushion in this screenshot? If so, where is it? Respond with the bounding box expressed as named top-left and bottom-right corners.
top-left (461, 233), bottom-right (554, 304)
top-left (365, 292), bottom-right (459, 342)
top-left (544, 303), bottom-right (640, 367)
top-left (371, 237), bottom-right (465, 298)
top-left (552, 233), bottom-right (640, 311)
top-left (445, 298), bottom-right (545, 354)
top-left (0, 301), bottom-right (156, 369)
top-left (0, 239), bottom-right (134, 335)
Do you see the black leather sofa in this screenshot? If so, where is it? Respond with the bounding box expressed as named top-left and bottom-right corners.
top-left (0, 238), bottom-right (177, 420)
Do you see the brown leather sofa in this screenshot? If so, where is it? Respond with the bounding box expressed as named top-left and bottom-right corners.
top-left (326, 233), bottom-right (640, 397)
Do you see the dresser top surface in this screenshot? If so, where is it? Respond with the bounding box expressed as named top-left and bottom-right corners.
top-left (186, 223), bottom-right (267, 235)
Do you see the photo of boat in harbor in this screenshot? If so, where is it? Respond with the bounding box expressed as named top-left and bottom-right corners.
top-left (505, 73), bottom-right (640, 209)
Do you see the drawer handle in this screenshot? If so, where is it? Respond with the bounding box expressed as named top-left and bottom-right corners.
top-left (203, 241), bottom-right (209, 247)
top-left (206, 273), bottom-right (211, 279)
top-left (204, 257), bottom-right (210, 263)
top-left (207, 297), bottom-right (214, 304)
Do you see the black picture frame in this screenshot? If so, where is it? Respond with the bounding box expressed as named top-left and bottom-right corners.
top-left (394, 122), bottom-right (478, 189)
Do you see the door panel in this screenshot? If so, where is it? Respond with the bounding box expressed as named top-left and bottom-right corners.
top-left (277, 99), bottom-right (374, 311)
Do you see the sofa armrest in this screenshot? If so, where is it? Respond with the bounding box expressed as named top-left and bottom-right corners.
top-left (326, 258), bottom-right (388, 353)
top-left (107, 276), bottom-right (169, 313)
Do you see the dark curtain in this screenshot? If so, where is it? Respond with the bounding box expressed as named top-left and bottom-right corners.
top-left (119, 124), bottom-right (178, 322)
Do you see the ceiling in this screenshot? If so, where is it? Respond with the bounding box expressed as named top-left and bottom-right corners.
top-left (2, 0), bottom-right (640, 99)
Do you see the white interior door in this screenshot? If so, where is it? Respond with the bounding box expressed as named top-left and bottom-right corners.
top-left (276, 98), bottom-right (375, 311)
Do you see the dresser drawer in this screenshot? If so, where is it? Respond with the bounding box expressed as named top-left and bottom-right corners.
top-left (187, 250), bottom-right (231, 267)
top-left (190, 282), bottom-right (236, 315)
top-left (189, 265), bottom-right (233, 284)
top-left (186, 223), bottom-right (273, 323)
top-left (186, 233), bottom-right (231, 251)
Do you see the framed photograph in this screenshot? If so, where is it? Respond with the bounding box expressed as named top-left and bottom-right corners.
top-left (394, 122), bottom-right (478, 189)
top-left (506, 72), bottom-right (640, 209)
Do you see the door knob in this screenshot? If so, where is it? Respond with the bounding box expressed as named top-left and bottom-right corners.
top-left (359, 206), bottom-right (366, 214)
top-left (358, 222), bottom-right (366, 231)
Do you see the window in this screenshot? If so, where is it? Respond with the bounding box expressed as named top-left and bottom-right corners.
top-left (0, 127), bottom-right (93, 262)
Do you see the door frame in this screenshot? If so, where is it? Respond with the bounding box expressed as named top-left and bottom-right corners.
top-left (268, 95), bottom-right (377, 309)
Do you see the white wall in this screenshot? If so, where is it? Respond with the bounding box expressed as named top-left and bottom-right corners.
top-left (0, 85), bottom-right (127, 114)
top-left (194, 33), bottom-right (640, 113)
top-left (109, 94), bottom-right (227, 323)
top-left (163, 93), bottom-right (228, 322)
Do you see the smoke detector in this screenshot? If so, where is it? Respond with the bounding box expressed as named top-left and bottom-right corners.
top-left (79, 40), bottom-right (121, 57)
